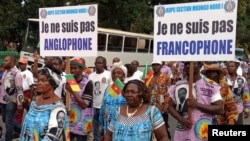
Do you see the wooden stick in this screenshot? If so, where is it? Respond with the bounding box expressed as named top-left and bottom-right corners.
top-left (65, 57), bottom-right (70, 111)
top-left (188, 61), bottom-right (194, 121)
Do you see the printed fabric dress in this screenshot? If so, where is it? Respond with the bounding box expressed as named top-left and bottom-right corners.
top-left (168, 78), bottom-right (221, 141)
top-left (225, 75), bottom-right (250, 114)
top-left (99, 86), bottom-right (126, 133)
top-left (108, 105), bottom-right (165, 141)
top-left (19, 101), bottom-right (70, 141)
top-left (69, 76), bottom-right (94, 136)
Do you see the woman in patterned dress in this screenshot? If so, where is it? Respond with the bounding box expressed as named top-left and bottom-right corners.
top-left (19, 65), bottom-right (70, 141)
top-left (104, 80), bottom-right (169, 141)
top-left (99, 61), bottom-right (128, 136)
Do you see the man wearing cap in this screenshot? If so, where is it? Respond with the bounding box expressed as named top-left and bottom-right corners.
top-left (148, 60), bottom-right (171, 140)
top-left (0, 56), bottom-right (24, 141)
top-left (201, 63), bottom-right (238, 125)
top-left (66, 58), bottom-right (93, 141)
top-left (14, 57), bottom-right (34, 136)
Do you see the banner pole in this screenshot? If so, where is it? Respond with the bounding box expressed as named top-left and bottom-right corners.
top-left (65, 57), bottom-right (70, 111)
top-left (188, 61), bottom-right (194, 121)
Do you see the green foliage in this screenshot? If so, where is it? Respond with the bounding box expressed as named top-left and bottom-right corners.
top-left (96, 0), bottom-right (153, 33)
top-left (0, 0), bottom-right (68, 51)
top-left (236, 0), bottom-right (250, 58)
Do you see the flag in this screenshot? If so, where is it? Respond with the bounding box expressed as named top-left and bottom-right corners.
top-left (109, 78), bottom-right (124, 98)
top-left (142, 65), bottom-right (153, 86)
top-left (65, 74), bottom-right (80, 92)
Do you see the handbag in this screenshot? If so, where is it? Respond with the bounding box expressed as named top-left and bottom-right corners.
top-left (150, 105), bottom-right (157, 141)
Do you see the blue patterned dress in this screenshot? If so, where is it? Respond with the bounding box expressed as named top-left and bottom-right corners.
top-left (108, 105), bottom-right (165, 141)
top-left (19, 101), bottom-right (70, 141)
top-left (99, 86), bottom-right (126, 133)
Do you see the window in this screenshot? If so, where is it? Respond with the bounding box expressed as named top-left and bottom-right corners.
top-left (98, 33), bottom-right (106, 51)
top-left (138, 39), bottom-right (150, 53)
top-left (150, 40), bottom-right (153, 53)
top-left (124, 37), bottom-right (137, 52)
top-left (107, 35), bottom-right (123, 52)
top-left (23, 21), bottom-right (39, 52)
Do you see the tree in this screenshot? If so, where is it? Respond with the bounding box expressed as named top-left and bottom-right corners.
top-left (0, 0), bottom-right (23, 50)
top-left (236, 0), bottom-right (250, 58)
top-left (0, 0), bottom-right (68, 51)
top-left (94, 0), bottom-right (154, 33)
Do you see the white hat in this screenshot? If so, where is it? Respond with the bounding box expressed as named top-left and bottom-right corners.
top-left (111, 61), bottom-right (127, 78)
top-left (151, 60), bottom-right (162, 65)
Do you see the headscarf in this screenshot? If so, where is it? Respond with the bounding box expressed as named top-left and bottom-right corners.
top-left (38, 65), bottom-right (61, 89)
top-left (70, 58), bottom-right (85, 68)
top-left (111, 61), bottom-right (127, 78)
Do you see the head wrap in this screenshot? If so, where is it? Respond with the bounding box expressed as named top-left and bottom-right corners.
top-left (70, 58), bottom-right (85, 68)
top-left (38, 65), bottom-right (61, 89)
top-left (111, 61), bottom-right (127, 78)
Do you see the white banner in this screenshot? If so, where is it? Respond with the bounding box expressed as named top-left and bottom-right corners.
top-left (154, 0), bottom-right (238, 61)
top-left (39, 5), bottom-right (98, 57)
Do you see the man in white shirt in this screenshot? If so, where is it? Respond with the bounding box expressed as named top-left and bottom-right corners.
top-left (131, 60), bottom-right (143, 79)
top-left (89, 56), bottom-right (111, 141)
top-left (14, 58), bottom-right (34, 134)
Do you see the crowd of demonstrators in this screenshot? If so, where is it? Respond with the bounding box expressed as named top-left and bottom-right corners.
top-left (1, 52), bottom-right (250, 141)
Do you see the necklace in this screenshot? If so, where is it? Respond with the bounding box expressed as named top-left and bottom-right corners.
top-left (127, 102), bottom-right (143, 118)
top-left (43, 96), bottom-right (51, 100)
top-left (43, 95), bottom-right (54, 100)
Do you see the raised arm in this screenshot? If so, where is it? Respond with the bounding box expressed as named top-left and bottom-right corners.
top-left (32, 51), bottom-right (39, 79)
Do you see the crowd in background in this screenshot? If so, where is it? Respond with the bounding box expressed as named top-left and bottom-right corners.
top-left (0, 53), bottom-right (249, 141)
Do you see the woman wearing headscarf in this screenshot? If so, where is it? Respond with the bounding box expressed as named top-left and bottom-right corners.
top-left (99, 61), bottom-right (127, 136)
top-left (19, 65), bottom-right (70, 141)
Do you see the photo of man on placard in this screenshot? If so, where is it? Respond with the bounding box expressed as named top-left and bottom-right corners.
top-left (233, 78), bottom-right (244, 96)
top-left (177, 87), bottom-right (188, 117)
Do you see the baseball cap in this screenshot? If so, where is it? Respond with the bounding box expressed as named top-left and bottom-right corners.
top-left (18, 58), bottom-right (27, 64)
